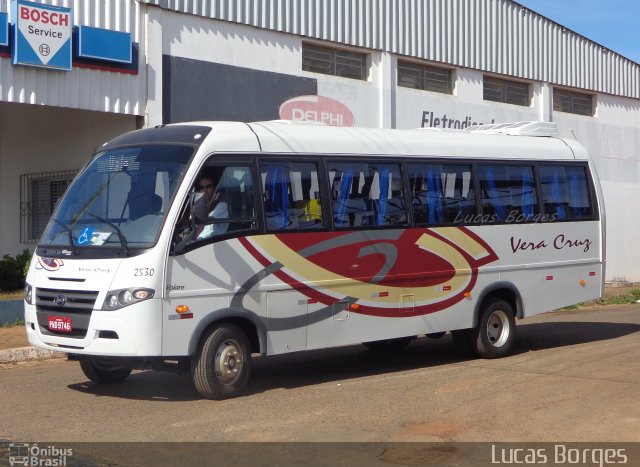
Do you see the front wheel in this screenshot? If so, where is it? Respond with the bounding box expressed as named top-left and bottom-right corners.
top-left (192, 324), bottom-right (252, 400)
top-left (79, 357), bottom-right (132, 384)
top-left (468, 299), bottom-right (516, 358)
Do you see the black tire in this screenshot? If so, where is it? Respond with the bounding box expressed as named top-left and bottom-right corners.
top-left (192, 324), bottom-right (252, 400)
top-left (468, 299), bottom-right (516, 358)
top-left (362, 336), bottom-right (413, 351)
top-left (79, 357), bottom-right (132, 384)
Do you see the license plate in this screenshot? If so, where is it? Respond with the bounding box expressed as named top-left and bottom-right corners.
top-left (48, 316), bottom-right (72, 333)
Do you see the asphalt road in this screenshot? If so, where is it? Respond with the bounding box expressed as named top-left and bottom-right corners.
top-left (1, 304), bottom-right (638, 455)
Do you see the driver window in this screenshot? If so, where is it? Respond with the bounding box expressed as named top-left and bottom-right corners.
top-left (175, 163), bottom-right (257, 247)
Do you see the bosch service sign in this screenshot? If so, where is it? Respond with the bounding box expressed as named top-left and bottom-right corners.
top-left (12, 0), bottom-right (72, 70)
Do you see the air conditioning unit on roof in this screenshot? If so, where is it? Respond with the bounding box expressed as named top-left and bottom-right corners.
top-left (466, 121), bottom-right (558, 137)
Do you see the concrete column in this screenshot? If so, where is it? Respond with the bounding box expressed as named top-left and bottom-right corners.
top-left (536, 81), bottom-right (553, 122)
top-left (144, 8), bottom-right (164, 127)
top-left (375, 51), bottom-right (397, 129)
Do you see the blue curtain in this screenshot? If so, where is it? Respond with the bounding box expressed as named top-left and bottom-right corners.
top-left (377, 166), bottom-right (390, 225)
top-left (551, 172), bottom-right (567, 219)
top-left (266, 164), bottom-right (289, 229)
top-left (426, 166), bottom-right (444, 224)
top-left (567, 168), bottom-right (584, 217)
top-left (485, 167), bottom-right (508, 221)
top-left (520, 167), bottom-right (534, 218)
top-left (335, 167), bottom-right (353, 224)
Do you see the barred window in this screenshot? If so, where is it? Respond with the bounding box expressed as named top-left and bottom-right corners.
top-left (20, 170), bottom-right (78, 242)
top-left (553, 89), bottom-right (593, 116)
top-left (302, 43), bottom-right (368, 80)
top-left (398, 61), bottom-right (452, 94)
top-left (483, 76), bottom-right (530, 106)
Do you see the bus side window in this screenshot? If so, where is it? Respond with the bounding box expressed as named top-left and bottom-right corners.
top-left (539, 165), bottom-right (592, 220)
top-left (408, 163), bottom-right (475, 225)
top-left (177, 164), bottom-right (258, 246)
top-left (260, 161), bottom-right (324, 231)
top-left (478, 164), bottom-right (538, 223)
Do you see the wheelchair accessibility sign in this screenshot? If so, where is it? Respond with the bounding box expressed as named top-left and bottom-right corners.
top-left (76, 227), bottom-right (94, 245)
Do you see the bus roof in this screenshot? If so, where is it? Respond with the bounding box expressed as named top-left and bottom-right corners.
top-left (183, 120), bottom-right (589, 161)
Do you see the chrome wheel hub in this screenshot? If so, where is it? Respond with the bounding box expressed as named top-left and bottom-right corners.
top-left (486, 309), bottom-right (510, 347)
top-left (215, 338), bottom-right (244, 385)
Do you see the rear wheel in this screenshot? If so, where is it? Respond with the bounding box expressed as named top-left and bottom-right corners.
top-left (468, 299), bottom-right (516, 358)
top-left (362, 337), bottom-right (413, 351)
top-left (79, 357), bottom-right (132, 384)
top-left (192, 324), bottom-right (252, 400)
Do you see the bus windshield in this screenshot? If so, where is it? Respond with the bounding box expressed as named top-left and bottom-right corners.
top-left (39, 144), bottom-right (193, 253)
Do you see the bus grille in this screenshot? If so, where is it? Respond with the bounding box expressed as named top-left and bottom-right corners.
top-left (36, 288), bottom-right (99, 339)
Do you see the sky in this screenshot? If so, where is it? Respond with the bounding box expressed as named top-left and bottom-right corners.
top-left (515, 0), bottom-right (640, 63)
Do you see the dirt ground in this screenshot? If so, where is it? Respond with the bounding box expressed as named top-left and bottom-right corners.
top-left (1, 286), bottom-right (637, 351)
top-left (0, 325), bottom-right (29, 350)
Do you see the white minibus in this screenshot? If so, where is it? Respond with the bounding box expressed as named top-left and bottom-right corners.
top-left (24, 121), bottom-right (604, 399)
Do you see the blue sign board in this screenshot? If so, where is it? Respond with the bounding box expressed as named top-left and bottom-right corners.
top-left (77, 26), bottom-right (132, 64)
top-left (0, 12), bottom-right (8, 47)
top-left (12, 0), bottom-right (72, 70)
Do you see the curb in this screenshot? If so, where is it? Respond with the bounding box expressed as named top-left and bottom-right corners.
top-left (0, 346), bottom-right (66, 364)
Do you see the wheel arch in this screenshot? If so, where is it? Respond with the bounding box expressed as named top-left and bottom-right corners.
top-left (472, 282), bottom-right (523, 327)
top-left (188, 308), bottom-right (267, 356)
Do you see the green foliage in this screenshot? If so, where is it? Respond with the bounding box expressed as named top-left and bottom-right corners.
top-left (0, 249), bottom-right (30, 292)
top-left (595, 288), bottom-right (640, 306)
top-left (0, 319), bottom-right (24, 328)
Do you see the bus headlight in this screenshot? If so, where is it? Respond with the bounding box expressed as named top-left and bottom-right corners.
top-left (102, 288), bottom-right (154, 311)
top-left (24, 282), bottom-right (33, 305)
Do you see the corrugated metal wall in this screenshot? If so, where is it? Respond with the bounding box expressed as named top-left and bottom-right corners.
top-left (140, 0), bottom-right (640, 100)
top-left (0, 0), bottom-right (144, 114)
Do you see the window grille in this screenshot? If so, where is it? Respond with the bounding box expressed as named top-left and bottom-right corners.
top-left (553, 88), bottom-right (594, 116)
top-left (483, 76), bottom-right (530, 106)
top-left (398, 61), bottom-right (452, 94)
top-left (302, 43), bottom-right (368, 80)
top-left (20, 170), bottom-right (78, 243)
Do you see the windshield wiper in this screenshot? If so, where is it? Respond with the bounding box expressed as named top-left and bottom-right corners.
top-left (87, 212), bottom-right (129, 256)
top-left (50, 217), bottom-right (78, 255)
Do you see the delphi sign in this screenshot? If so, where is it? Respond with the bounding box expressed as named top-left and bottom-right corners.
top-left (12, 0), bottom-right (72, 70)
top-left (279, 95), bottom-right (355, 127)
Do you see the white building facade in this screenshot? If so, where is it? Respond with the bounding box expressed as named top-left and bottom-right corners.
top-left (1, 0), bottom-right (639, 282)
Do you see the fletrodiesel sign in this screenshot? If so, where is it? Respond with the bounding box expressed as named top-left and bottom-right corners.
top-left (12, 0), bottom-right (72, 70)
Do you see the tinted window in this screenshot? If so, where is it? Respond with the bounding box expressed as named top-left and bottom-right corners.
top-left (478, 165), bottom-right (538, 223)
top-left (408, 163), bottom-right (475, 224)
top-left (539, 165), bottom-right (593, 220)
top-left (329, 161), bottom-right (407, 228)
top-left (261, 161), bottom-right (324, 231)
top-left (188, 164), bottom-right (257, 243)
